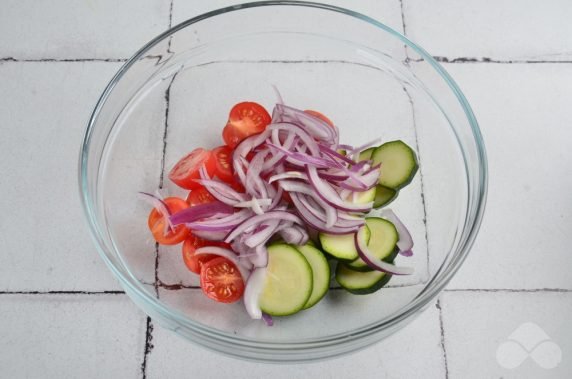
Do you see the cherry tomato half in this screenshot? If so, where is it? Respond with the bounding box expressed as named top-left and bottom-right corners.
top-left (182, 235), bottom-right (217, 274)
top-left (200, 257), bottom-right (245, 303)
top-left (304, 109), bottom-right (334, 128)
top-left (186, 186), bottom-right (216, 206)
top-left (222, 102), bottom-right (271, 148)
top-left (168, 148), bottom-right (216, 190)
top-left (147, 197), bottom-right (189, 245)
top-left (211, 145), bottom-right (234, 182)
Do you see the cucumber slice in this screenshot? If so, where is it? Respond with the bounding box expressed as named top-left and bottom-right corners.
top-left (373, 184), bottom-right (398, 208)
top-left (371, 140), bottom-right (418, 189)
top-left (296, 244), bottom-right (330, 309)
top-left (346, 217), bottom-right (399, 271)
top-left (319, 226), bottom-right (370, 261)
top-left (358, 147), bottom-right (376, 161)
top-left (336, 263), bottom-right (391, 295)
top-left (351, 187), bottom-right (376, 204)
top-left (259, 244), bottom-right (313, 316)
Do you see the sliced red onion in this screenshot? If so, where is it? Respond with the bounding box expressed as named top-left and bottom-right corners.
top-left (245, 218), bottom-right (281, 248)
top-left (261, 313), bottom-right (273, 326)
top-left (354, 226), bottom-right (413, 275)
top-left (279, 225), bottom-right (309, 245)
top-left (350, 137), bottom-right (382, 154)
top-left (273, 104), bottom-right (335, 142)
top-left (195, 246), bottom-right (252, 281)
top-left (380, 209), bottom-right (414, 252)
top-left (169, 202), bottom-right (233, 226)
top-left (250, 244), bottom-right (268, 267)
top-left (267, 143), bottom-right (337, 168)
top-left (192, 230), bottom-right (226, 241)
top-left (195, 179), bottom-right (247, 205)
top-left (290, 193), bottom-right (361, 234)
top-left (245, 151), bottom-right (269, 198)
top-left (268, 171), bottom-right (307, 183)
top-left (318, 170), bottom-right (349, 182)
top-left (306, 166), bottom-right (373, 213)
top-left (234, 198), bottom-right (272, 208)
top-left (268, 123), bottom-right (320, 156)
top-left (224, 211), bottom-right (303, 243)
top-left (272, 84), bottom-right (284, 105)
top-left (400, 249), bottom-right (414, 257)
top-left (337, 144), bottom-right (354, 151)
top-left (138, 191), bottom-right (174, 233)
top-left (244, 267), bottom-right (267, 319)
top-left (319, 144), bottom-right (357, 166)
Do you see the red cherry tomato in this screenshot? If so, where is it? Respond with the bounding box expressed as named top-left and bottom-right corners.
top-left (186, 187), bottom-right (216, 206)
top-left (222, 102), bottom-right (271, 148)
top-left (182, 235), bottom-right (216, 274)
top-left (211, 145), bottom-right (235, 182)
top-left (168, 148), bottom-right (216, 190)
top-left (147, 197), bottom-right (189, 245)
top-left (304, 109), bottom-right (334, 128)
top-left (200, 257), bottom-right (245, 303)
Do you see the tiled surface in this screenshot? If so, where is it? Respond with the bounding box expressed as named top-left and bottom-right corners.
top-left (0, 294), bottom-right (146, 378)
top-left (172, 0), bottom-right (404, 32)
top-left (146, 303), bottom-right (446, 379)
top-left (1, 1), bottom-right (571, 379)
top-left (0, 0), bottom-right (171, 60)
top-left (441, 63), bottom-right (572, 290)
top-left (404, 0), bottom-right (572, 61)
top-left (440, 291), bottom-right (572, 378)
top-left (0, 62), bottom-right (123, 291)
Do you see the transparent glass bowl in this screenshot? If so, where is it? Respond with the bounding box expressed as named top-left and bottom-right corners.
top-left (79, 1), bottom-right (487, 363)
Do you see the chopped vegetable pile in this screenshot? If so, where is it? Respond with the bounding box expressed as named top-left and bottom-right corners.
top-left (142, 99), bottom-right (418, 324)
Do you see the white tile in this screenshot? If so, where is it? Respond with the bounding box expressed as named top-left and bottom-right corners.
top-left (172, 0), bottom-right (404, 32)
top-left (0, 294), bottom-right (145, 378)
top-left (0, 0), bottom-right (171, 59)
top-left (429, 63), bottom-right (572, 290)
top-left (0, 62), bottom-right (124, 291)
top-left (441, 291), bottom-right (572, 378)
top-left (404, 0), bottom-right (572, 61)
top-left (147, 300), bottom-right (445, 378)
top-left (169, 0), bottom-right (405, 62)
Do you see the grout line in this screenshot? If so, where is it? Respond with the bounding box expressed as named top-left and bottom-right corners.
top-left (0, 290), bottom-right (125, 295)
top-left (398, 0), bottom-right (410, 62)
top-left (436, 300), bottom-right (450, 379)
top-left (3, 56), bottom-right (572, 65)
top-left (402, 86), bottom-right (431, 278)
top-left (158, 73), bottom-right (178, 189)
top-left (166, 0), bottom-right (174, 54)
top-left (414, 56), bottom-right (572, 64)
top-left (153, 73), bottom-right (179, 299)
top-left (153, 243), bottom-right (160, 298)
top-left (168, 0), bottom-right (174, 28)
top-left (0, 57), bottom-right (127, 63)
top-left (444, 288), bottom-right (572, 293)
top-left (141, 316), bottom-right (154, 379)
top-left (157, 281), bottom-right (201, 290)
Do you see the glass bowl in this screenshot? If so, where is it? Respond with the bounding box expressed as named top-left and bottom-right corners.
top-left (79, 1), bottom-right (487, 363)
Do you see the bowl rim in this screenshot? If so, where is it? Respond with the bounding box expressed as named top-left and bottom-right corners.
top-left (79, 0), bottom-right (488, 353)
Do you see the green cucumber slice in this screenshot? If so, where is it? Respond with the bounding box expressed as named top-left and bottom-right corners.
top-left (296, 244), bottom-right (330, 309)
top-left (358, 147), bottom-right (376, 161)
top-left (371, 140), bottom-right (418, 189)
top-left (346, 217), bottom-right (399, 271)
top-left (319, 226), bottom-right (370, 261)
top-left (351, 187), bottom-right (376, 204)
top-left (336, 263), bottom-right (391, 295)
top-left (373, 184), bottom-right (398, 208)
top-left (259, 244), bottom-right (313, 316)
